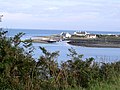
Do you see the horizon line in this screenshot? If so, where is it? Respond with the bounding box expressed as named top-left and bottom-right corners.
top-left (2, 28), bottom-right (120, 32)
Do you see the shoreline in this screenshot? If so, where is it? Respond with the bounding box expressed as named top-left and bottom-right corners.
top-left (67, 38), bottom-right (120, 48)
top-left (67, 42), bottom-right (120, 48)
top-left (31, 31), bottom-right (120, 48)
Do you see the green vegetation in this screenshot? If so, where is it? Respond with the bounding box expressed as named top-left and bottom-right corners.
top-left (0, 29), bottom-right (120, 90)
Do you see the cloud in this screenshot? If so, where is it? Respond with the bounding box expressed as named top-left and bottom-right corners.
top-left (47, 7), bottom-right (59, 10)
top-left (0, 0), bottom-right (120, 30)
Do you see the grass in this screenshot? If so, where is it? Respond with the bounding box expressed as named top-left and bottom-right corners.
top-left (64, 78), bottom-right (120, 90)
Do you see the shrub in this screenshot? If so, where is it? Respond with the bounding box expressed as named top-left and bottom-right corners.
top-left (0, 29), bottom-right (120, 90)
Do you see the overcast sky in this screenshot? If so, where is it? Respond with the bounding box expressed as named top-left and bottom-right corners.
top-left (0, 0), bottom-right (120, 31)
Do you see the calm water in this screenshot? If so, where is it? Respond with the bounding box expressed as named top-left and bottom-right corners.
top-left (5, 29), bottom-right (120, 63)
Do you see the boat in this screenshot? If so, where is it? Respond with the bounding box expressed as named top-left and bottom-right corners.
top-left (47, 39), bottom-right (57, 43)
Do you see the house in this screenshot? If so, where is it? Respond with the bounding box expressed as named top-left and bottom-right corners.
top-left (66, 32), bottom-right (71, 38)
top-left (87, 34), bottom-right (96, 39)
top-left (60, 32), bottom-right (71, 38)
top-left (74, 31), bottom-right (89, 36)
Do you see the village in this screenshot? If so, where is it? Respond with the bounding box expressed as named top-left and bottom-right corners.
top-left (31, 31), bottom-right (120, 48)
top-left (32, 31), bottom-right (97, 43)
top-left (61, 31), bottom-right (97, 39)
top-left (32, 31), bottom-right (120, 43)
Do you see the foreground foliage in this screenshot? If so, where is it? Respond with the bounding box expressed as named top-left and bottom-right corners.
top-left (0, 29), bottom-right (120, 90)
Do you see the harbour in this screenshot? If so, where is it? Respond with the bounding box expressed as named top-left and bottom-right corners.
top-left (5, 29), bottom-right (120, 63)
top-left (31, 30), bottom-right (120, 48)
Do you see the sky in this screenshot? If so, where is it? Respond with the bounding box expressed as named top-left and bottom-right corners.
top-left (0, 0), bottom-right (120, 31)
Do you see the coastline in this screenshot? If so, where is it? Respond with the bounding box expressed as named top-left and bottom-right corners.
top-left (30, 30), bottom-right (120, 48)
top-left (67, 38), bottom-right (120, 48)
top-left (67, 42), bottom-right (120, 48)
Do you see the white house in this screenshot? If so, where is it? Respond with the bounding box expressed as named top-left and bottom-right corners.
top-left (60, 32), bottom-right (71, 38)
top-left (66, 32), bottom-right (71, 38)
top-left (74, 31), bottom-right (89, 36)
top-left (87, 34), bottom-right (96, 39)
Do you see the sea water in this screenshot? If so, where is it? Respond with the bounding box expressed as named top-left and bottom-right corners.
top-left (5, 29), bottom-right (120, 63)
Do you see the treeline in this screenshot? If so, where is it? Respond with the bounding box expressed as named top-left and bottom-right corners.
top-left (0, 29), bottom-right (120, 90)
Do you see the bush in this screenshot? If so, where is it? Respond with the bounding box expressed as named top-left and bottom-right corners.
top-left (0, 29), bottom-right (120, 90)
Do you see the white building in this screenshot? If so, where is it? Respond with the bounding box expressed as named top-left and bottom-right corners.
top-left (66, 32), bottom-right (71, 38)
top-left (74, 31), bottom-right (89, 36)
top-left (87, 34), bottom-right (96, 38)
top-left (60, 32), bottom-right (71, 38)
